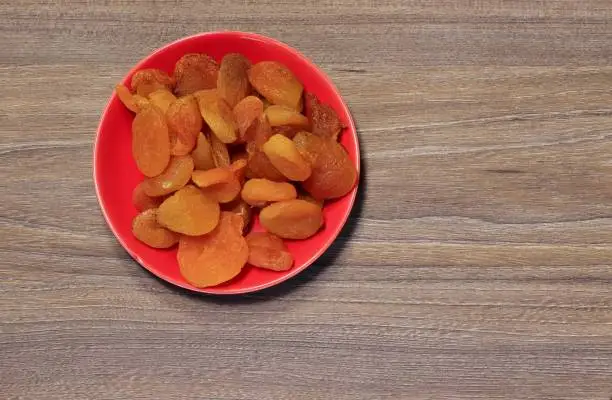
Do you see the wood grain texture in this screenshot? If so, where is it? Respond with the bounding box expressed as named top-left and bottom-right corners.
top-left (1, 1), bottom-right (612, 399)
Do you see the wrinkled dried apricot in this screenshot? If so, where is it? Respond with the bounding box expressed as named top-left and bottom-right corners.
top-left (248, 61), bottom-right (303, 110)
top-left (132, 181), bottom-right (164, 212)
top-left (218, 53), bottom-right (252, 108)
top-left (174, 53), bottom-right (219, 96)
top-left (167, 95), bottom-right (202, 156)
top-left (191, 132), bottom-right (215, 171)
top-left (222, 199), bottom-right (252, 234)
top-left (157, 185), bottom-right (220, 236)
top-left (245, 232), bottom-right (293, 271)
top-left (132, 209), bottom-right (179, 248)
top-left (305, 93), bottom-right (343, 141)
top-left (262, 134), bottom-right (311, 181)
top-left (116, 84), bottom-right (141, 113)
top-left (264, 105), bottom-right (309, 130)
top-left (131, 68), bottom-right (175, 97)
top-left (132, 106), bottom-right (170, 177)
top-left (141, 155), bottom-right (194, 197)
top-left (178, 212), bottom-right (248, 288)
top-left (259, 199), bottom-right (323, 239)
top-left (293, 132), bottom-right (357, 199)
top-left (209, 133), bottom-right (231, 168)
top-left (241, 178), bottom-right (297, 207)
top-left (148, 89), bottom-right (176, 113)
top-left (233, 96), bottom-right (264, 140)
top-left (195, 89), bottom-right (238, 144)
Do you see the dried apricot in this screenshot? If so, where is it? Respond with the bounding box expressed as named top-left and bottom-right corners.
top-left (141, 155), bottom-right (194, 197)
top-left (132, 106), bottom-right (170, 177)
top-left (245, 232), bottom-right (293, 271)
top-left (167, 95), bottom-right (202, 156)
top-left (157, 185), bottom-right (220, 236)
top-left (174, 53), bottom-right (219, 96)
top-left (192, 167), bottom-right (233, 188)
top-left (248, 61), bottom-right (303, 110)
top-left (194, 163), bottom-right (242, 204)
top-left (293, 132), bottom-right (357, 199)
top-left (191, 132), bottom-right (216, 171)
top-left (264, 105), bottom-right (309, 130)
top-left (132, 181), bottom-right (164, 212)
top-left (218, 53), bottom-right (251, 108)
top-left (259, 199), bottom-right (323, 239)
top-left (233, 96), bottom-right (264, 140)
top-left (132, 209), bottom-right (179, 248)
top-left (148, 89), bottom-right (177, 113)
top-left (178, 212), bottom-right (248, 288)
top-left (115, 84), bottom-right (141, 113)
top-left (195, 89), bottom-right (238, 143)
top-left (305, 93), bottom-right (343, 141)
top-left (241, 178), bottom-right (297, 207)
top-left (131, 68), bottom-right (175, 97)
top-left (222, 199), bottom-right (252, 234)
top-left (262, 134), bottom-right (311, 181)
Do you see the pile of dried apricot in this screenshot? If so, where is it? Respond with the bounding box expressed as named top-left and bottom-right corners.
top-left (117, 52), bottom-right (357, 288)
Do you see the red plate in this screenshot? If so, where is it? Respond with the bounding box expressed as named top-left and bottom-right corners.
top-left (94, 32), bottom-right (360, 294)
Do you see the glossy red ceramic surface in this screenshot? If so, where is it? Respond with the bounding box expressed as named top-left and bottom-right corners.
top-left (94, 32), bottom-right (360, 294)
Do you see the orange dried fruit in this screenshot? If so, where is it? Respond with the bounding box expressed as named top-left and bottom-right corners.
top-left (141, 155), bottom-right (194, 197)
top-left (115, 84), bottom-right (141, 113)
top-left (194, 163), bottom-right (242, 204)
top-left (218, 53), bottom-right (252, 108)
top-left (230, 157), bottom-right (248, 183)
top-left (293, 132), bottom-right (357, 199)
top-left (264, 105), bottom-right (309, 130)
top-left (209, 132), bottom-right (231, 168)
top-left (191, 132), bottom-right (216, 171)
top-left (167, 95), bottom-right (202, 155)
top-left (241, 178), bottom-right (297, 207)
top-left (133, 94), bottom-right (151, 110)
top-left (233, 96), bottom-right (264, 140)
top-left (132, 105), bottom-right (171, 177)
top-left (245, 232), bottom-right (293, 271)
top-left (132, 209), bottom-right (179, 248)
top-left (259, 199), bottom-right (323, 239)
top-left (173, 53), bottom-right (219, 96)
top-left (192, 167), bottom-right (233, 188)
top-left (305, 93), bottom-right (343, 141)
top-left (132, 181), bottom-right (164, 212)
top-left (131, 68), bottom-right (175, 97)
top-left (148, 89), bottom-right (177, 113)
top-left (248, 61), bottom-right (303, 110)
top-left (157, 185), bottom-right (220, 236)
top-left (262, 134), bottom-right (311, 181)
top-left (222, 199), bottom-right (252, 234)
top-left (195, 89), bottom-right (238, 144)
top-left (177, 212), bottom-right (248, 288)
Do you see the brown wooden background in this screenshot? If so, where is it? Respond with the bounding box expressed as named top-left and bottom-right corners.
top-left (1, 1), bottom-right (612, 399)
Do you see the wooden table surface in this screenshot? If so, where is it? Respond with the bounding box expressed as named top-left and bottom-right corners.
top-left (2, 1), bottom-right (612, 399)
